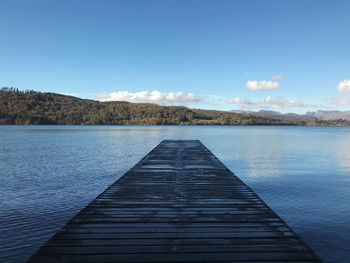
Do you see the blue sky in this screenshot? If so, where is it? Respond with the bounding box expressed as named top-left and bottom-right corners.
top-left (1, 0), bottom-right (350, 113)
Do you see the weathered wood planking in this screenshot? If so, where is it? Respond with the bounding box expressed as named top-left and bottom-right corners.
top-left (28, 140), bottom-right (322, 262)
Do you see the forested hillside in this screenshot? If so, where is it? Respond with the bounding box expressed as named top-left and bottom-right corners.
top-left (1, 88), bottom-right (348, 125)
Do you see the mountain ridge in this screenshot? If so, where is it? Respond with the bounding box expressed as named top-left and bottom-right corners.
top-left (232, 109), bottom-right (350, 121)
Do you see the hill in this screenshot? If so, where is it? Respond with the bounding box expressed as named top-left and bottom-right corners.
top-left (1, 88), bottom-right (349, 125)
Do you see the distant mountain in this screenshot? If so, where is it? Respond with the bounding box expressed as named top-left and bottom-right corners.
top-left (258, 110), bottom-right (281, 115)
top-left (233, 109), bottom-right (350, 121)
top-left (232, 110), bottom-right (317, 121)
top-left (305, 110), bottom-right (350, 121)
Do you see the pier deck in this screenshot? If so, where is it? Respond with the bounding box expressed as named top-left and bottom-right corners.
top-left (29, 140), bottom-right (321, 262)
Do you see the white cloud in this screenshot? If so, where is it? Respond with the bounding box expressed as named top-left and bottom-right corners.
top-left (326, 80), bottom-right (350, 106)
top-left (337, 80), bottom-right (350, 93)
top-left (97, 90), bottom-right (202, 104)
top-left (227, 96), bottom-right (314, 109)
top-left (270, 74), bottom-right (285, 80)
top-left (246, 80), bottom-right (281, 91)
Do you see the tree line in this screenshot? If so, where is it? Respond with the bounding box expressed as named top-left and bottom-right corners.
top-left (1, 88), bottom-right (349, 126)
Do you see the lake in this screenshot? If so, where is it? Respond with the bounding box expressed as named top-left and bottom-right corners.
top-left (1, 125), bottom-right (350, 262)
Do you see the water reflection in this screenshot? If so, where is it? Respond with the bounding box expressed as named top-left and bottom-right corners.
top-left (335, 131), bottom-right (350, 175)
top-left (232, 128), bottom-right (283, 179)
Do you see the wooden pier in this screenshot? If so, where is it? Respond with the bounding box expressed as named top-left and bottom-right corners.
top-left (29, 140), bottom-right (321, 262)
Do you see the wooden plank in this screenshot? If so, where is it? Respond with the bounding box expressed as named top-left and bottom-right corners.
top-left (28, 140), bottom-right (322, 262)
top-left (46, 238), bottom-right (299, 249)
top-left (59, 226), bottom-right (292, 233)
top-left (29, 252), bottom-right (319, 262)
top-left (36, 244), bottom-right (313, 254)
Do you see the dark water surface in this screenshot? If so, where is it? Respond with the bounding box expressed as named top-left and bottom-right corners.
top-left (1, 125), bottom-right (350, 262)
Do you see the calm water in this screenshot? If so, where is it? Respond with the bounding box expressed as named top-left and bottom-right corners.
top-left (1, 125), bottom-right (350, 262)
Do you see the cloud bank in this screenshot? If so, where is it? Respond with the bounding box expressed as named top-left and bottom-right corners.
top-left (245, 80), bottom-right (281, 91)
top-left (270, 74), bottom-right (285, 80)
top-left (328, 96), bottom-right (350, 106)
top-left (227, 96), bottom-right (314, 109)
top-left (97, 90), bottom-right (202, 104)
